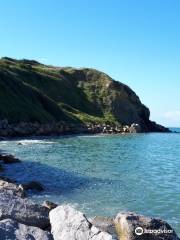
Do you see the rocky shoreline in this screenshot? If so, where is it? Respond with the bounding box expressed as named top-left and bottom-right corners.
top-left (0, 153), bottom-right (179, 239)
top-left (0, 119), bottom-right (171, 138)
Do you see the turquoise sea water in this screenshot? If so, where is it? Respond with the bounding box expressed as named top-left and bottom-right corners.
top-left (0, 131), bottom-right (180, 235)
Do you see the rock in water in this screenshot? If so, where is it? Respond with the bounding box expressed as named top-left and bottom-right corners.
top-left (0, 191), bottom-right (50, 229)
top-left (0, 164), bottom-right (4, 172)
top-left (114, 212), bottom-right (179, 240)
top-left (0, 219), bottom-right (53, 240)
top-left (49, 205), bottom-right (113, 240)
top-left (0, 154), bottom-right (21, 164)
top-left (22, 181), bottom-right (44, 192)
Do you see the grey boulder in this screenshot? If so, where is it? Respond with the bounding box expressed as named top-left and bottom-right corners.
top-left (0, 218), bottom-right (53, 240)
top-left (0, 191), bottom-right (50, 229)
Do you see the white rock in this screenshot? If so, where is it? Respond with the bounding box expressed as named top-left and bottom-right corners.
top-left (0, 218), bottom-right (53, 240)
top-left (129, 123), bottom-right (141, 133)
top-left (49, 205), bottom-right (113, 240)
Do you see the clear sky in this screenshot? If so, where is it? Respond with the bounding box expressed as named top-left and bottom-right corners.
top-left (0, 0), bottom-right (180, 127)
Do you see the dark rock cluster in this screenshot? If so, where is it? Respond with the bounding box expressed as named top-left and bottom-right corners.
top-left (0, 119), bottom-right (171, 138)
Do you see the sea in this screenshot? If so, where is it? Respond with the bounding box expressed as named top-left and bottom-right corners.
top-left (0, 128), bottom-right (179, 235)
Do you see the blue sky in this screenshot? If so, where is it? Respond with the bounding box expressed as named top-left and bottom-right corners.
top-left (0, 0), bottom-right (180, 127)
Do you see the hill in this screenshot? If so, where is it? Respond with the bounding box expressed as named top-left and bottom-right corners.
top-left (0, 57), bottom-right (169, 136)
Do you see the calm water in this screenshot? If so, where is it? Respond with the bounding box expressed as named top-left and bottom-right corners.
top-left (0, 132), bottom-right (180, 235)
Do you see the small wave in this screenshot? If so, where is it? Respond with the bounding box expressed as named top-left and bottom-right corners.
top-left (78, 134), bottom-right (105, 138)
top-left (16, 140), bottom-right (55, 145)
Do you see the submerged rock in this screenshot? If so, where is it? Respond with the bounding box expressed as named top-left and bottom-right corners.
top-left (0, 176), bottom-right (16, 183)
top-left (0, 191), bottom-right (50, 229)
top-left (114, 212), bottom-right (179, 240)
top-left (22, 181), bottom-right (44, 192)
top-left (0, 218), bottom-right (53, 240)
top-left (0, 164), bottom-right (4, 172)
top-left (49, 205), bottom-right (113, 240)
top-left (0, 154), bottom-right (21, 164)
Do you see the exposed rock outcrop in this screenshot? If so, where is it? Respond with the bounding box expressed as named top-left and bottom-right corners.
top-left (114, 212), bottom-right (179, 240)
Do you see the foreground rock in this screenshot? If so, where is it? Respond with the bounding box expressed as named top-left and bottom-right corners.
top-left (49, 205), bottom-right (113, 240)
top-left (0, 191), bottom-right (50, 229)
top-left (0, 219), bottom-right (53, 240)
top-left (0, 179), bottom-right (25, 197)
top-left (114, 212), bottom-right (179, 240)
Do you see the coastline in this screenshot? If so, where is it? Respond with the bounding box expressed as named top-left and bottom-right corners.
top-left (0, 119), bottom-right (171, 140)
top-left (0, 149), bottom-right (180, 239)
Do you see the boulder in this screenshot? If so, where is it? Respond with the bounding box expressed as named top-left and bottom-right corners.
top-left (0, 154), bottom-right (21, 164)
top-left (0, 179), bottom-right (25, 197)
top-left (114, 212), bottom-right (179, 240)
top-left (49, 205), bottom-right (113, 240)
top-left (91, 216), bottom-right (118, 239)
top-left (0, 218), bottom-right (53, 240)
top-left (129, 123), bottom-right (141, 133)
top-left (22, 181), bottom-right (44, 192)
top-left (0, 191), bottom-right (50, 229)
top-left (43, 200), bottom-right (58, 210)
top-left (123, 126), bottom-right (130, 133)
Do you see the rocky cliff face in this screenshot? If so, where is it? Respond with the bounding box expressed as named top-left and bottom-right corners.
top-left (0, 57), bottom-right (170, 135)
top-left (63, 68), bottom-right (153, 131)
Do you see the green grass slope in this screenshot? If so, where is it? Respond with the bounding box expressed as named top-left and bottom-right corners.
top-left (0, 60), bottom-right (77, 123)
